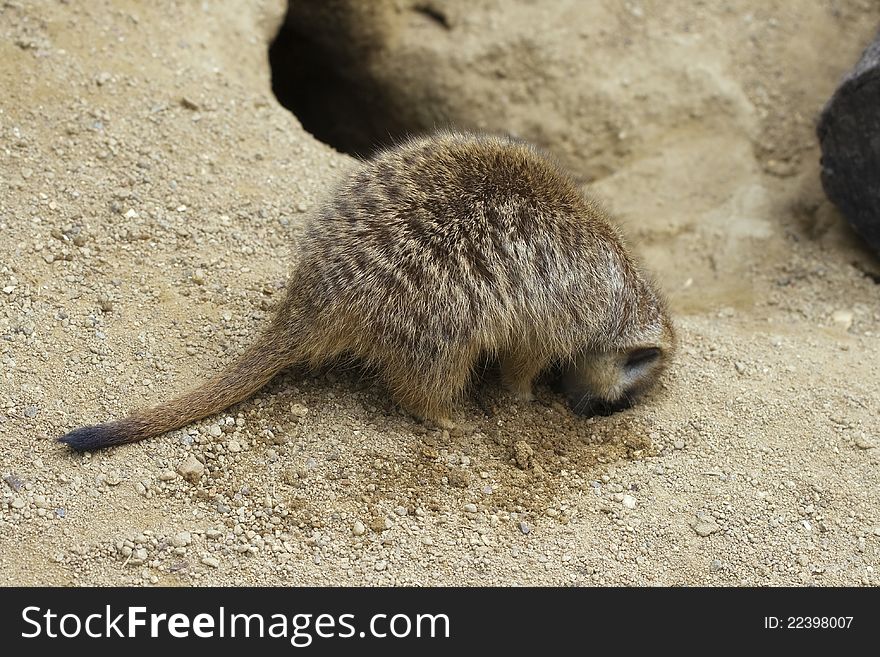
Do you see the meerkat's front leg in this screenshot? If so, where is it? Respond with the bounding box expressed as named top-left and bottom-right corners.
top-left (500, 350), bottom-right (547, 402)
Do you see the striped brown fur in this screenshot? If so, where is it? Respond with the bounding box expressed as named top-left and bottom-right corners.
top-left (59, 131), bottom-right (674, 451)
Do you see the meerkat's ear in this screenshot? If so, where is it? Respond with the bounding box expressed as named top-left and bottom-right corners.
top-left (624, 347), bottom-right (661, 370)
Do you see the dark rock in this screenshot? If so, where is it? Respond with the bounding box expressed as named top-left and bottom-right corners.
top-left (818, 29), bottom-right (880, 256)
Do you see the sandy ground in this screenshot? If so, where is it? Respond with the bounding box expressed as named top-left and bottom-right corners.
top-left (1, 0), bottom-right (878, 586)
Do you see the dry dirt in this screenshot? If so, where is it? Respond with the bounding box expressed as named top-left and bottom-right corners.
top-left (1, 0), bottom-right (879, 586)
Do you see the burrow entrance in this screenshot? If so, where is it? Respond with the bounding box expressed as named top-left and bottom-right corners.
top-left (268, 4), bottom-right (425, 157)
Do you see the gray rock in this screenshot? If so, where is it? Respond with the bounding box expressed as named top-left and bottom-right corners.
top-left (3, 473), bottom-right (24, 492)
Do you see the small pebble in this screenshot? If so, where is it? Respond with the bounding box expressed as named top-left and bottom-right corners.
top-left (519, 521), bottom-right (531, 535)
top-left (692, 519), bottom-right (721, 537)
top-left (831, 309), bottom-right (853, 330)
top-left (177, 455), bottom-right (204, 483)
top-left (352, 521), bottom-right (366, 536)
top-left (201, 556), bottom-right (220, 568)
top-left (463, 503), bottom-right (478, 513)
top-left (513, 441), bottom-right (534, 470)
top-left (3, 474), bottom-right (24, 492)
top-left (621, 494), bottom-right (636, 509)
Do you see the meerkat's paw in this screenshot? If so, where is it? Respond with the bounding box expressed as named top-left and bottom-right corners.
top-left (512, 389), bottom-right (535, 402)
top-left (502, 382), bottom-right (535, 402)
top-left (429, 416), bottom-right (457, 431)
top-left (412, 410), bottom-right (456, 431)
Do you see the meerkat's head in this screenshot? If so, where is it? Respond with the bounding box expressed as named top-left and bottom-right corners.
top-left (562, 287), bottom-right (675, 417)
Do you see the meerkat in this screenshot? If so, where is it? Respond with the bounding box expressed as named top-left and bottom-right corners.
top-left (59, 131), bottom-right (675, 451)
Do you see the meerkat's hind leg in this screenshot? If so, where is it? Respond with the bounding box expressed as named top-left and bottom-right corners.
top-left (389, 378), bottom-right (458, 430)
top-left (383, 352), bottom-right (475, 430)
top-left (500, 349), bottom-right (549, 402)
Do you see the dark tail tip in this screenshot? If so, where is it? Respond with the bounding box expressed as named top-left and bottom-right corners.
top-left (58, 422), bottom-right (132, 451)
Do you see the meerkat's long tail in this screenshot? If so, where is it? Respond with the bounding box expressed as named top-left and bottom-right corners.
top-left (58, 336), bottom-right (293, 451)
